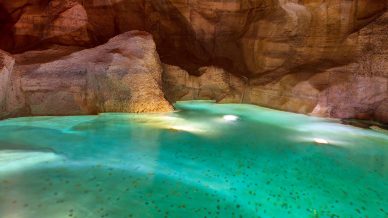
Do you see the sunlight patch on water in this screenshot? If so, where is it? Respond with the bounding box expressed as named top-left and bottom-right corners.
top-left (0, 150), bottom-right (63, 172)
top-left (123, 113), bottom-right (213, 134)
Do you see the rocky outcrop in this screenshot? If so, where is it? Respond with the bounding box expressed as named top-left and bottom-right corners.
top-left (163, 64), bottom-right (245, 103)
top-left (245, 11), bottom-right (388, 122)
top-left (0, 31), bottom-right (172, 119)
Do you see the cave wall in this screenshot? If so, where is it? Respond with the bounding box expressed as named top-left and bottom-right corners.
top-left (1, 0), bottom-right (385, 75)
top-left (0, 0), bottom-right (387, 122)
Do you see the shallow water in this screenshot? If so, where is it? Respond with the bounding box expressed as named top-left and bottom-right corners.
top-left (0, 101), bottom-right (387, 218)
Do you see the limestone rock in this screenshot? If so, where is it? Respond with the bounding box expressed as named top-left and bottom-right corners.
top-left (1, 31), bottom-right (172, 119)
top-left (2, 0), bottom-right (91, 52)
top-left (238, 10), bottom-right (388, 123)
top-left (0, 50), bottom-right (15, 116)
top-left (1, 0), bottom-right (385, 76)
top-left (0, 0), bottom-right (386, 122)
top-left (375, 101), bottom-right (388, 124)
top-left (245, 73), bottom-right (322, 114)
top-left (245, 70), bottom-right (387, 122)
top-left (163, 65), bottom-right (245, 104)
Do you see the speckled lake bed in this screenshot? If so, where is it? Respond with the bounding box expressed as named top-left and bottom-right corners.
top-left (0, 101), bottom-right (387, 218)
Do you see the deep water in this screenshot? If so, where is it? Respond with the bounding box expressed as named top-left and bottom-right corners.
top-left (0, 101), bottom-right (387, 218)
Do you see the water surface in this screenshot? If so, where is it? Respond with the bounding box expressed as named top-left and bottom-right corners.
top-left (0, 101), bottom-right (387, 218)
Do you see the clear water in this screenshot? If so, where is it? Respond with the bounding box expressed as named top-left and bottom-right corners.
top-left (0, 101), bottom-right (387, 218)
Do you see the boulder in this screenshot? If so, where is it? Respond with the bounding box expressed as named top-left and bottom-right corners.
top-left (1, 31), bottom-right (172, 119)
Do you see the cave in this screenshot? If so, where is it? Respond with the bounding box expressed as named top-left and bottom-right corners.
top-left (0, 1), bottom-right (387, 217)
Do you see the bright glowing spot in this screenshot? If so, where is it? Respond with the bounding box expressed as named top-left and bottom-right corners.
top-left (157, 115), bottom-right (180, 121)
top-left (314, 138), bottom-right (329, 144)
top-left (169, 125), bottom-right (202, 133)
top-left (223, 115), bottom-right (238, 121)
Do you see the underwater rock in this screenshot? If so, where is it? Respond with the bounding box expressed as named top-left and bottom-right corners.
top-left (0, 31), bottom-right (172, 118)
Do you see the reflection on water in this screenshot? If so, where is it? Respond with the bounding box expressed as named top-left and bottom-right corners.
top-left (0, 101), bottom-right (387, 218)
top-left (0, 150), bottom-right (63, 172)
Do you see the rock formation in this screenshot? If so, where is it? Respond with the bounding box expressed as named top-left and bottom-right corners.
top-left (245, 11), bottom-right (388, 122)
top-left (1, 0), bottom-right (385, 73)
top-left (0, 31), bottom-right (172, 119)
top-left (0, 50), bottom-right (15, 115)
top-left (163, 64), bottom-right (245, 103)
top-left (163, 8), bottom-right (388, 123)
top-left (0, 0), bottom-right (386, 123)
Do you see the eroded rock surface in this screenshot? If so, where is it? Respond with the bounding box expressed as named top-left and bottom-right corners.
top-left (0, 0), bottom-right (385, 75)
top-left (0, 0), bottom-right (386, 122)
top-left (163, 64), bottom-right (245, 103)
top-left (0, 50), bottom-right (15, 116)
top-left (163, 8), bottom-right (387, 123)
top-left (245, 11), bottom-right (388, 122)
top-left (0, 31), bottom-right (172, 119)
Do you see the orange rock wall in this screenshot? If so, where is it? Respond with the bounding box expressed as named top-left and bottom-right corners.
top-left (0, 0), bottom-right (386, 122)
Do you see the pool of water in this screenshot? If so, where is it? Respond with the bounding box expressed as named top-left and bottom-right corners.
top-left (0, 101), bottom-right (387, 218)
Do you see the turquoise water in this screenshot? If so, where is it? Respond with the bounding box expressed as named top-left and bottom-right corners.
top-left (0, 101), bottom-right (387, 218)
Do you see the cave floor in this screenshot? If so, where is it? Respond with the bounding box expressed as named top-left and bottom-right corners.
top-left (0, 102), bottom-right (387, 218)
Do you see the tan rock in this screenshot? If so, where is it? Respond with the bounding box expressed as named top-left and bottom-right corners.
top-left (246, 73), bottom-right (321, 114)
top-left (242, 10), bottom-right (388, 123)
top-left (0, 0), bottom-right (386, 123)
top-left (0, 50), bottom-right (15, 116)
top-left (6, 0), bottom-right (90, 51)
top-left (163, 65), bottom-right (245, 104)
top-left (2, 1), bottom-right (385, 76)
top-left (1, 31), bottom-right (172, 119)
top-left (375, 101), bottom-right (388, 124)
